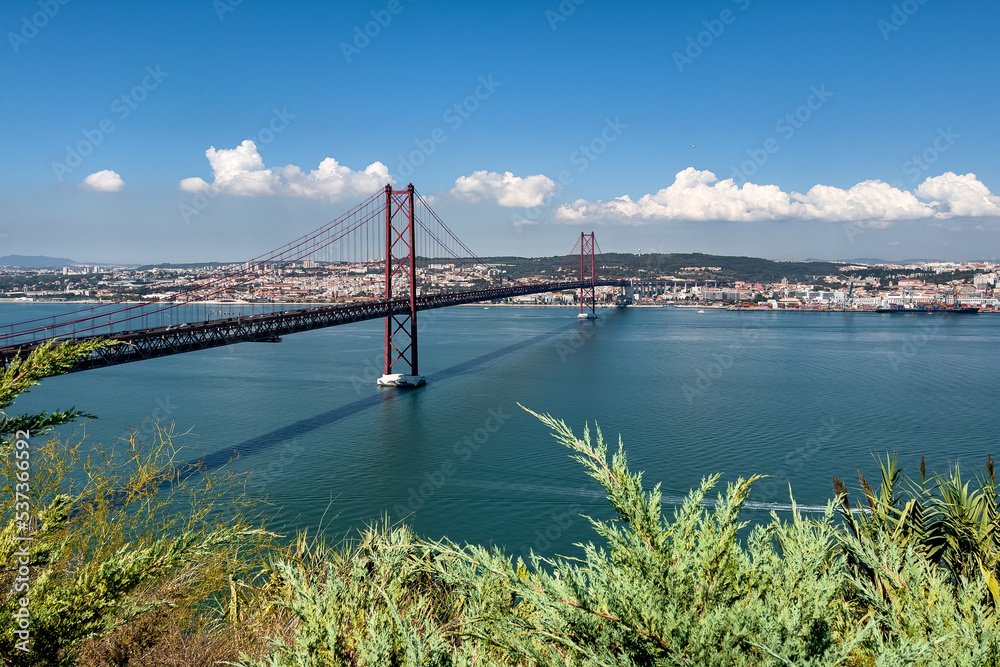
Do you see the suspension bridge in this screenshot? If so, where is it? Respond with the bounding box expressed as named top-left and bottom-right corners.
top-left (0, 184), bottom-right (628, 386)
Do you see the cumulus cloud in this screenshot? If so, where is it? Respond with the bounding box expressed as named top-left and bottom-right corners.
top-left (554, 168), bottom-right (1000, 226)
top-left (81, 170), bottom-right (125, 192)
top-left (277, 159), bottom-right (394, 200)
top-left (793, 179), bottom-right (931, 227)
top-left (179, 140), bottom-right (393, 200)
top-left (915, 172), bottom-right (1000, 218)
top-left (450, 170), bottom-right (557, 208)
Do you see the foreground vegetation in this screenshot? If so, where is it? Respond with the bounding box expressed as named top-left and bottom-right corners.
top-left (2, 342), bottom-right (999, 665)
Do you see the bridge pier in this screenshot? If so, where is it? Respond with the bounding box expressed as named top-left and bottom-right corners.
top-left (377, 183), bottom-right (426, 388)
top-left (0, 181), bottom-right (627, 377)
top-left (577, 232), bottom-right (598, 319)
top-left (377, 372), bottom-right (426, 388)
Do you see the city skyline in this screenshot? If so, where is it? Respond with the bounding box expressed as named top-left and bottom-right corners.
top-left (2, 0), bottom-right (999, 264)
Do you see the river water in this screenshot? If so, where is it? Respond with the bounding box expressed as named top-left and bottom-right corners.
top-left (5, 303), bottom-right (997, 558)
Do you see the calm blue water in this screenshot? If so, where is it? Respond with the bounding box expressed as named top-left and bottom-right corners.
top-left (5, 304), bottom-right (998, 558)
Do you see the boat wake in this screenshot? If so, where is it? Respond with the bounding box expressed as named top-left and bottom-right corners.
top-left (456, 479), bottom-right (839, 514)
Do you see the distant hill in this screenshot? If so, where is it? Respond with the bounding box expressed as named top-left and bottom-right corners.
top-left (471, 252), bottom-right (846, 284)
top-left (807, 257), bottom-right (940, 265)
top-left (137, 262), bottom-right (237, 270)
top-left (806, 257), bottom-right (884, 264)
top-left (0, 254), bottom-right (77, 268)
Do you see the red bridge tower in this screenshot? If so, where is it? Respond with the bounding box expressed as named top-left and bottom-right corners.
top-left (377, 184), bottom-right (426, 387)
top-left (578, 232), bottom-right (598, 319)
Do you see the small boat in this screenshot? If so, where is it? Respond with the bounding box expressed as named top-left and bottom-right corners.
top-left (697, 309), bottom-right (706, 313)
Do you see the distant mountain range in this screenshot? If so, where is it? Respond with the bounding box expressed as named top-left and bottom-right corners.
top-left (805, 258), bottom-right (943, 265)
top-left (0, 254), bottom-right (78, 268)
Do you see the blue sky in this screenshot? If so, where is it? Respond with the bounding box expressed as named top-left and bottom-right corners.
top-left (2, 0), bottom-right (998, 263)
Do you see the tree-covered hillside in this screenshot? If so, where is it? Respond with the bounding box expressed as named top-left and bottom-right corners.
top-left (470, 252), bottom-right (845, 283)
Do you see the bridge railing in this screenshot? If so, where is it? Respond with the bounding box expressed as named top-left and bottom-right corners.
top-left (0, 279), bottom-right (628, 371)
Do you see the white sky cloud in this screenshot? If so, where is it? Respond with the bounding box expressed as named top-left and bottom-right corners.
top-left (915, 172), bottom-right (1000, 218)
top-left (81, 170), bottom-right (125, 192)
top-left (178, 149), bottom-right (1000, 230)
top-left (450, 170), bottom-right (557, 208)
top-left (179, 140), bottom-right (393, 200)
top-left (554, 168), bottom-right (1000, 227)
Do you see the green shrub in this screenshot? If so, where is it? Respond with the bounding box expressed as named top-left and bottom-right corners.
top-left (1, 342), bottom-right (271, 665)
top-left (4, 344), bottom-right (999, 665)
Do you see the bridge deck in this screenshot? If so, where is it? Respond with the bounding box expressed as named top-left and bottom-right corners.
top-left (0, 280), bottom-right (625, 372)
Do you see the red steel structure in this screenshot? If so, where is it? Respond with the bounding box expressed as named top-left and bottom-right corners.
top-left (381, 183), bottom-right (422, 385)
top-left (579, 232), bottom-right (597, 318)
top-left (0, 185), bottom-right (626, 378)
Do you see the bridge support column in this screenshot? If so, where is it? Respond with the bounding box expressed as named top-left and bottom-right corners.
top-left (578, 232), bottom-right (597, 319)
top-left (378, 183), bottom-right (425, 388)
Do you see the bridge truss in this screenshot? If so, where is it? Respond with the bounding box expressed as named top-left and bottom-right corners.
top-left (0, 184), bottom-right (623, 379)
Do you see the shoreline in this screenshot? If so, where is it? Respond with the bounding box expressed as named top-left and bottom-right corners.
top-left (1, 299), bottom-right (994, 314)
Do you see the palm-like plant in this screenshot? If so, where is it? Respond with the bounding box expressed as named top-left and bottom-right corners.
top-left (832, 454), bottom-right (1000, 613)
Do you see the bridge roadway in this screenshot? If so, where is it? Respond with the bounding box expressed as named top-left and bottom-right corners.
top-left (0, 280), bottom-right (627, 372)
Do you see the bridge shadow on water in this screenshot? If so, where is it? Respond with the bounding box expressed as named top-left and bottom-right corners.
top-left (193, 319), bottom-right (582, 472)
